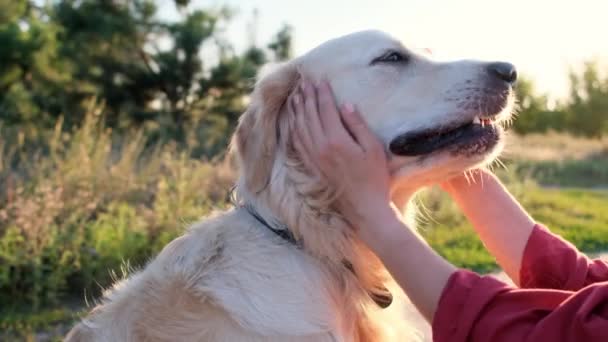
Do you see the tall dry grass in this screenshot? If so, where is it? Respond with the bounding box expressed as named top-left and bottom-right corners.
top-left (0, 110), bottom-right (235, 311)
top-left (504, 132), bottom-right (608, 162)
top-left (502, 132), bottom-right (608, 187)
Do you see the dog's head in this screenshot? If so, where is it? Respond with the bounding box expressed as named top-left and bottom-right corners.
top-left (235, 30), bottom-right (515, 199)
top-left (231, 30), bottom-right (515, 320)
top-left (232, 28), bottom-right (515, 259)
top-left (298, 30), bottom-right (516, 191)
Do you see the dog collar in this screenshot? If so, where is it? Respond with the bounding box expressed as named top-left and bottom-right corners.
top-left (242, 205), bottom-right (393, 309)
top-left (244, 204), bottom-right (300, 246)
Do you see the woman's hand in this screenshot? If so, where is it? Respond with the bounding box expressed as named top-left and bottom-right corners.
top-left (289, 79), bottom-right (457, 321)
top-left (289, 79), bottom-right (399, 238)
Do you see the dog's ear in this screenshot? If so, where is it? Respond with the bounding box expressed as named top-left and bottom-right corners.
top-left (232, 62), bottom-right (299, 193)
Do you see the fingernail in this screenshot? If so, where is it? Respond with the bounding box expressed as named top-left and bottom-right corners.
top-left (294, 94), bottom-right (300, 104)
top-left (343, 103), bottom-right (355, 113)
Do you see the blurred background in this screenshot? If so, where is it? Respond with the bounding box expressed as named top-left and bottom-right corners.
top-left (1, 0), bottom-right (607, 340)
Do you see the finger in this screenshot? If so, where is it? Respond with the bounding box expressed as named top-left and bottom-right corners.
top-left (287, 96), bottom-right (306, 151)
top-left (293, 123), bottom-right (321, 176)
top-left (301, 79), bottom-right (327, 145)
top-left (289, 96), bottom-right (324, 177)
top-left (340, 104), bottom-right (383, 153)
top-left (292, 92), bottom-right (317, 160)
top-left (317, 80), bottom-right (351, 143)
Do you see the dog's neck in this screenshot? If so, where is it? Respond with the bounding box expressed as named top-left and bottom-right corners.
top-left (233, 153), bottom-right (421, 308)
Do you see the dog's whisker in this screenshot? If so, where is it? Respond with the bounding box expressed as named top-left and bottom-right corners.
top-left (495, 157), bottom-right (508, 171)
top-left (413, 194), bottom-right (436, 229)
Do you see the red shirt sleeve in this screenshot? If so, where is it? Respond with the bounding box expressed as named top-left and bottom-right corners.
top-left (432, 224), bottom-right (608, 342)
top-left (520, 224), bottom-right (608, 290)
top-left (432, 271), bottom-right (608, 342)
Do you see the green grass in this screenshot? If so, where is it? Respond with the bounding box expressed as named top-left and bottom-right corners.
top-left (504, 132), bottom-right (608, 187)
top-left (510, 158), bottom-right (608, 187)
top-left (420, 184), bottom-right (608, 273)
top-left (0, 306), bottom-right (82, 342)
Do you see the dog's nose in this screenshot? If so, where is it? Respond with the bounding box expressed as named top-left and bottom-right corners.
top-left (488, 62), bottom-right (517, 84)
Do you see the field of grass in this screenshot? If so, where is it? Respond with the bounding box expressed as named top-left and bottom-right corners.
top-left (1, 122), bottom-right (608, 340)
top-left (0, 117), bottom-right (235, 340)
top-left (417, 132), bottom-right (608, 273)
top-left (503, 133), bottom-right (608, 187)
top-left (420, 183), bottom-right (608, 273)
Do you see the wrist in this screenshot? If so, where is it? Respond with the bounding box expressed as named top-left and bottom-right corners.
top-left (356, 204), bottom-right (414, 251)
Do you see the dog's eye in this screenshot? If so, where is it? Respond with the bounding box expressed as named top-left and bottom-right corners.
top-left (371, 51), bottom-right (408, 65)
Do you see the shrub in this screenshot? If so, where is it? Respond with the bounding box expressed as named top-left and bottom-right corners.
top-left (0, 112), bottom-right (235, 310)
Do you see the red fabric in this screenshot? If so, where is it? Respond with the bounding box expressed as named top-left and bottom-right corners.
top-left (432, 224), bottom-right (608, 342)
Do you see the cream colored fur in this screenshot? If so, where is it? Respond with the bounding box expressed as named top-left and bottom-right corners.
top-left (66, 30), bottom-right (513, 341)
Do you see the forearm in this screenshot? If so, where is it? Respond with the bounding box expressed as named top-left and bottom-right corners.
top-left (443, 170), bottom-right (535, 285)
top-left (359, 206), bottom-right (457, 322)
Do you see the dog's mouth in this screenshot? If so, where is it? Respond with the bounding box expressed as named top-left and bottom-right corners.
top-left (389, 114), bottom-right (502, 157)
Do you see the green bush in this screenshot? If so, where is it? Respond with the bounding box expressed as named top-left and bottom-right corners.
top-left (512, 156), bottom-right (608, 187)
top-left (0, 113), bottom-right (235, 312)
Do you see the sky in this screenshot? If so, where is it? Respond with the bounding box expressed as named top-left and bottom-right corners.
top-left (159, 0), bottom-right (608, 100)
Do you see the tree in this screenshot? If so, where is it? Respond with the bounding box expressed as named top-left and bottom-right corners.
top-left (0, 0), bottom-right (296, 155)
top-left (563, 61), bottom-right (608, 137)
top-left (268, 24), bottom-right (293, 60)
top-left (0, 0), bottom-right (74, 127)
top-left (512, 76), bottom-right (567, 134)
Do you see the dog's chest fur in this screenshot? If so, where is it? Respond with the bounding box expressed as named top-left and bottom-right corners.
top-left (164, 210), bottom-right (346, 337)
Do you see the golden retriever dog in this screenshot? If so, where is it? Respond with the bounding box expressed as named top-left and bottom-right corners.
top-left (66, 30), bottom-right (516, 341)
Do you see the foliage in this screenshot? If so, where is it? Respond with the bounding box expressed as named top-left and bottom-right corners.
top-left (511, 157), bottom-right (608, 188)
top-left (513, 60), bottom-right (608, 137)
top-left (0, 0), bottom-right (293, 156)
top-left (267, 24), bottom-right (294, 61)
top-left (0, 111), bottom-right (235, 315)
top-left (0, 306), bottom-right (79, 341)
top-left (1, 117), bottom-right (608, 338)
top-left (420, 183), bottom-right (608, 273)
top-left (503, 133), bottom-right (608, 187)
top-left (512, 76), bottom-right (566, 133)
top-left (563, 61), bottom-right (608, 137)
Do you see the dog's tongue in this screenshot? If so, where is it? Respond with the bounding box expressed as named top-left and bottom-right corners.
top-left (389, 123), bottom-right (475, 156)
